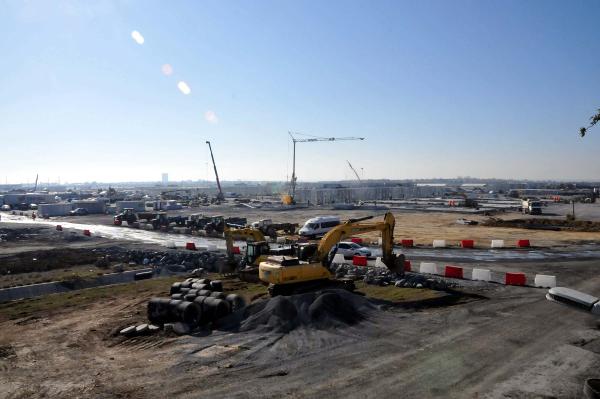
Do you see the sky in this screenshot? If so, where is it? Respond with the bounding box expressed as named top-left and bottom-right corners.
top-left (1, 0), bottom-right (599, 184)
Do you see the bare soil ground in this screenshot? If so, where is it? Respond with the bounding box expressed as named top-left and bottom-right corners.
top-left (2, 211), bottom-right (600, 398)
top-left (24, 204), bottom-right (600, 247)
top-left (0, 265), bottom-right (599, 399)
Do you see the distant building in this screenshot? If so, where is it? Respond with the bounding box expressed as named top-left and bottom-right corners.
top-left (161, 173), bottom-right (168, 186)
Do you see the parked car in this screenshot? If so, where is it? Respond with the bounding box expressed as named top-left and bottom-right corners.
top-left (70, 208), bottom-right (89, 216)
top-left (334, 241), bottom-right (372, 258)
top-left (299, 216), bottom-right (340, 237)
top-left (0, 205), bottom-right (10, 211)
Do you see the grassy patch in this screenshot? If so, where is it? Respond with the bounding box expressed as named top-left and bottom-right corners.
top-left (0, 276), bottom-right (181, 321)
top-left (355, 281), bottom-right (444, 303)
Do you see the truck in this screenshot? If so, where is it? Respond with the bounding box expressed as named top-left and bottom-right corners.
top-left (521, 199), bottom-right (542, 215)
top-left (250, 219), bottom-right (298, 238)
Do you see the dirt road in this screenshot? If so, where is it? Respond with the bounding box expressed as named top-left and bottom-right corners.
top-left (1, 259), bottom-right (599, 398)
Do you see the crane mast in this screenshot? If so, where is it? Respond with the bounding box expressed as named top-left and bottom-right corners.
top-left (347, 160), bottom-right (361, 182)
top-left (206, 141), bottom-right (225, 201)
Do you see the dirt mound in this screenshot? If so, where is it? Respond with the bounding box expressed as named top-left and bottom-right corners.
top-left (219, 289), bottom-right (379, 333)
top-left (484, 217), bottom-right (600, 232)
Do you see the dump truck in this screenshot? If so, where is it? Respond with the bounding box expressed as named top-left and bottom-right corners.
top-left (521, 199), bottom-right (542, 215)
top-left (250, 219), bottom-right (298, 238)
top-left (259, 212), bottom-right (405, 296)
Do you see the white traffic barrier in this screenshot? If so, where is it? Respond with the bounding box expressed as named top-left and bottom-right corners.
top-left (432, 240), bottom-right (446, 248)
top-left (491, 240), bottom-right (505, 248)
top-left (332, 253), bottom-right (346, 264)
top-left (276, 237), bottom-right (286, 244)
top-left (197, 244), bottom-right (208, 251)
top-left (207, 244), bottom-right (217, 251)
top-left (472, 268), bottom-right (492, 281)
top-left (377, 237), bottom-right (383, 246)
top-left (375, 257), bottom-right (386, 268)
top-left (419, 262), bottom-right (438, 274)
top-left (165, 241), bottom-right (176, 249)
top-left (534, 274), bottom-right (557, 288)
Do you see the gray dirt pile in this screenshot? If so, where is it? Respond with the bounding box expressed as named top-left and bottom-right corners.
top-left (219, 289), bottom-right (379, 334)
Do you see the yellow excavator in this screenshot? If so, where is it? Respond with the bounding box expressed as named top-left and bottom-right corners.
top-left (223, 225), bottom-right (295, 282)
top-left (259, 212), bottom-right (404, 296)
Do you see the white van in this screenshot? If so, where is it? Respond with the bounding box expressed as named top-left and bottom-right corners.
top-left (299, 216), bottom-right (341, 237)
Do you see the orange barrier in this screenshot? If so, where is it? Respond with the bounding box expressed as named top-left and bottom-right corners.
top-left (352, 255), bottom-right (368, 266)
top-left (83, 229), bottom-right (91, 236)
top-left (404, 260), bottom-right (412, 272)
top-left (460, 240), bottom-right (474, 248)
top-left (505, 272), bottom-right (526, 286)
top-left (232, 246), bottom-right (241, 254)
top-left (350, 237), bottom-right (363, 244)
top-left (401, 239), bottom-right (414, 247)
top-left (185, 242), bottom-right (197, 251)
top-left (445, 265), bottom-right (464, 279)
top-left (517, 239), bottom-right (530, 248)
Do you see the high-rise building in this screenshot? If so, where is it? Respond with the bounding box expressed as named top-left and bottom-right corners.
top-left (161, 173), bottom-right (168, 185)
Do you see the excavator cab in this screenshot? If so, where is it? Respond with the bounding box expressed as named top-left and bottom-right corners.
top-left (245, 241), bottom-right (271, 266)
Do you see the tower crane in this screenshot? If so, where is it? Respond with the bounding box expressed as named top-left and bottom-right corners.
top-left (206, 141), bottom-right (225, 201)
top-left (346, 160), bottom-right (361, 182)
top-left (287, 132), bottom-right (365, 203)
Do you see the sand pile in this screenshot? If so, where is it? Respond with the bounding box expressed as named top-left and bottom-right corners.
top-left (220, 289), bottom-right (379, 334)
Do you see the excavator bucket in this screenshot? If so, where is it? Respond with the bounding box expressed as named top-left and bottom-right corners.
top-left (383, 253), bottom-right (405, 275)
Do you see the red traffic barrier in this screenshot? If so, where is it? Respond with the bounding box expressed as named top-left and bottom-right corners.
top-left (401, 239), bottom-right (414, 247)
top-left (460, 240), bottom-right (474, 249)
top-left (350, 237), bottom-right (363, 244)
top-left (517, 239), bottom-right (530, 248)
top-left (185, 242), bottom-right (197, 251)
top-left (404, 260), bottom-right (412, 272)
top-left (83, 229), bottom-right (91, 236)
top-left (113, 219), bottom-right (122, 226)
top-left (505, 272), bottom-right (526, 286)
top-left (352, 255), bottom-right (368, 266)
top-left (232, 246), bottom-right (241, 254)
top-left (56, 225), bottom-right (63, 231)
top-left (445, 265), bottom-right (464, 279)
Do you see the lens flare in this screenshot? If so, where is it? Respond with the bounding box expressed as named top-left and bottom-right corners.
top-left (205, 111), bottom-right (218, 124)
top-left (131, 30), bottom-right (145, 45)
top-left (177, 81), bottom-right (191, 95)
top-left (161, 64), bottom-right (173, 76)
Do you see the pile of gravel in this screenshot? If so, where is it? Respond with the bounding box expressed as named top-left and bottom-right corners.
top-left (91, 247), bottom-right (227, 273)
top-left (330, 263), bottom-right (457, 291)
top-left (220, 289), bottom-right (378, 334)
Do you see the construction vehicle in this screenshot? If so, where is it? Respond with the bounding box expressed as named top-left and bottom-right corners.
top-left (259, 211), bottom-right (404, 296)
top-left (521, 198), bottom-right (542, 215)
top-left (250, 219), bottom-right (298, 238)
top-left (114, 208), bottom-right (139, 225)
top-left (206, 141), bottom-right (225, 202)
top-left (224, 225), bottom-right (296, 282)
top-left (185, 214), bottom-right (246, 233)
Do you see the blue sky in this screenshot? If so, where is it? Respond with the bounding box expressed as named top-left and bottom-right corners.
top-left (1, 0), bottom-right (599, 184)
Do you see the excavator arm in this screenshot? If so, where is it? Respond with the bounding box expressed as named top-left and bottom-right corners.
top-left (316, 212), bottom-right (403, 274)
top-left (223, 226), bottom-right (266, 260)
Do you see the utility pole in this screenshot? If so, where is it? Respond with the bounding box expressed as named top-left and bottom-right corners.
top-left (288, 132), bottom-right (365, 202)
top-left (205, 141), bottom-right (225, 201)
